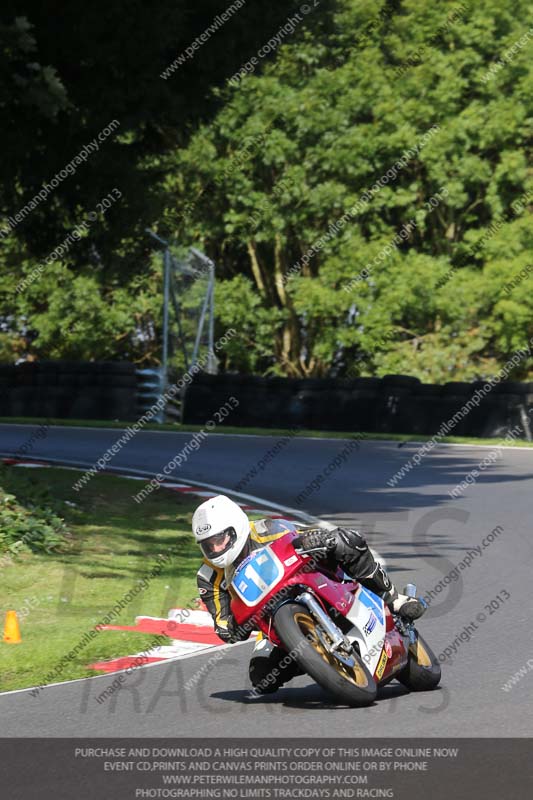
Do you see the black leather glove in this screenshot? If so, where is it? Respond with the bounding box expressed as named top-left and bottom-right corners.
top-left (216, 616), bottom-right (251, 644)
top-left (298, 528), bottom-right (337, 553)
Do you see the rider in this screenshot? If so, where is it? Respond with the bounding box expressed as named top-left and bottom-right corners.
top-left (193, 494), bottom-right (426, 694)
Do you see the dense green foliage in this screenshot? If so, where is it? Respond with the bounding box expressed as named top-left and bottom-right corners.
top-left (1, 0), bottom-right (533, 381)
top-left (0, 467), bottom-right (68, 555)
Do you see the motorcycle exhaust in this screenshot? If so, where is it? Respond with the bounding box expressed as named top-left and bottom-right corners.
top-left (295, 591), bottom-right (349, 652)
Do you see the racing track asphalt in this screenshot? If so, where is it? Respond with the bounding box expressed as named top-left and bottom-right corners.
top-left (0, 423), bottom-right (532, 737)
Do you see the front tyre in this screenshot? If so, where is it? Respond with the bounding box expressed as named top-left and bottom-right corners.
top-left (396, 631), bottom-right (441, 691)
top-left (273, 602), bottom-right (377, 707)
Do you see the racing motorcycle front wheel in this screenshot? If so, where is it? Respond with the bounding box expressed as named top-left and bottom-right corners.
top-left (273, 601), bottom-right (377, 706)
top-left (396, 631), bottom-right (441, 691)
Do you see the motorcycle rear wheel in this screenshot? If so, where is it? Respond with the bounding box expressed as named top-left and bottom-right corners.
top-left (274, 602), bottom-right (377, 706)
top-left (396, 631), bottom-right (441, 691)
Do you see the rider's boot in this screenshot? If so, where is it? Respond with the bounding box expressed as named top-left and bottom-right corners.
top-left (360, 564), bottom-right (426, 621)
top-left (248, 636), bottom-right (303, 695)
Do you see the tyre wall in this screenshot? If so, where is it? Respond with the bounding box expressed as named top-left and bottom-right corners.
top-left (0, 361), bottom-right (138, 421)
top-left (182, 373), bottom-right (533, 439)
top-left (2, 364), bottom-right (531, 439)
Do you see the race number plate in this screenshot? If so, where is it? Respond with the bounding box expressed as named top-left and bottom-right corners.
top-left (232, 547), bottom-right (284, 606)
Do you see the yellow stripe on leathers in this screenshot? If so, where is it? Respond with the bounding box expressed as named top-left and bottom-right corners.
top-left (212, 567), bottom-right (224, 626)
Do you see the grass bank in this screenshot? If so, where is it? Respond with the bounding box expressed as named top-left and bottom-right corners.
top-left (0, 465), bottom-right (200, 693)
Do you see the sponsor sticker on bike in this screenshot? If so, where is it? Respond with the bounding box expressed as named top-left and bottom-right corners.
top-left (376, 650), bottom-right (388, 680)
top-left (363, 611), bottom-right (378, 636)
top-left (358, 587), bottom-right (385, 625)
top-left (384, 639), bottom-right (392, 659)
top-left (284, 555), bottom-right (298, 566)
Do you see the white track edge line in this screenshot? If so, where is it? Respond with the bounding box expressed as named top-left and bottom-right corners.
top-left (0, 640), bottom-right (252, 698)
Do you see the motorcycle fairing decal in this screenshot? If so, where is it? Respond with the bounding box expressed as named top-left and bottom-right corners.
top-left (363, 611), bottom-right (378, 636)
top-left (232, 546), bottom-right (285, 607)
top-left (358, 587), bottom-right (385, 625)
top-left (375, 650), bottom-right (388, 680)
top-left (344, 587), bottom-right (387, 674)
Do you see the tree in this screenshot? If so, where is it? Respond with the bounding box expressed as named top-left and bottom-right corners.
top-left (0, 1), bottom-right (314, 266)
top-left (165, 0), bottom-right (533, 380)
top-left (0, 0), bottom-right (320, 363)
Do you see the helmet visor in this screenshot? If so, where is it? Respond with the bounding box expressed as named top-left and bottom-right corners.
top-left (200, 527), bottom-right (237, 561)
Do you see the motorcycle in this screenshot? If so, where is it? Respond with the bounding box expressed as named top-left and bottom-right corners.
top-left (229, 524), bottom-right (441, 706)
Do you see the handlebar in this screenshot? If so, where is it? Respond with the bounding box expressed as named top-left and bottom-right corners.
top-left (292, 536), bottom-right (331, 555)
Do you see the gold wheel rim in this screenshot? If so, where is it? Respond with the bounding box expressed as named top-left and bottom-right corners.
top-left (416, 639), bottom-right (433, 668)
top-left (294, 611), bottom-right (368, 688)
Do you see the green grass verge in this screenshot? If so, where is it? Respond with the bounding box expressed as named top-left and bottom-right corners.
top-left (0, 466), bottom-right (200, 693)
top-left (1, 416), bottom-right (533, 448)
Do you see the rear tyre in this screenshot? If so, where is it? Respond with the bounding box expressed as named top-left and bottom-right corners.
top-left (396, 631), bottom-right (441, 691)
top-left (273, 602), bottom-right (377, 706)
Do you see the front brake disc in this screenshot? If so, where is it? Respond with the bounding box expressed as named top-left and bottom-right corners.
top-left (316, 628), bottom-right (357, 669)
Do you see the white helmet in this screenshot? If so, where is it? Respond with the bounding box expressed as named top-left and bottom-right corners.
top-left (192, 495), bottom-right (250, 568)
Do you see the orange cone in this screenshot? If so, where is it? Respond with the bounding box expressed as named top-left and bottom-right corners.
top-left (3, 610), bottom-right (22, 644)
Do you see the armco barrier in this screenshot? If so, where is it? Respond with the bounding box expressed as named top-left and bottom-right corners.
top-left (182, 373), bottom-right (533, 439)
top-left (0, 361), bottom-right (138, 421)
